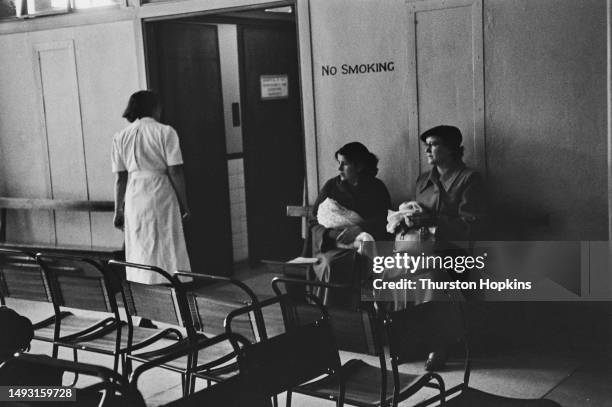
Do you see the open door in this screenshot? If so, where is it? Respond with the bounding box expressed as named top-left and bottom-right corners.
top-left (239, 23), bottom-right (304, 263)
top-left (145, 21), bottom-right (233, 276)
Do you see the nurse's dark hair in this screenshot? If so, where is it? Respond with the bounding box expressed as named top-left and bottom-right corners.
top-left (335, 142), bottom-right (379, 177)
top-left (122, 90), bottom-right (160, 123)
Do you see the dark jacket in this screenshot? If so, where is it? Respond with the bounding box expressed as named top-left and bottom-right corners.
top-left (309, 175), bottom-right (392, 253)
top-left (416, 164), bottom-right (487, 242)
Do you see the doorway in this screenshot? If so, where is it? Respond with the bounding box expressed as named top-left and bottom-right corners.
top-left (144, 5), bottom-right (304, 275)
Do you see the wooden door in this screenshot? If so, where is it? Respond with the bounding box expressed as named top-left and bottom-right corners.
top-left (146, 21), bottom-right (233, 276)
top-left (239, 23), bottom-right (304, 263)
top-left (406, 0), bottom-right (485, 174)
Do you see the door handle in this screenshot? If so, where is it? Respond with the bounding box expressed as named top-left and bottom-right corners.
top-left (232, 102), bottom-right (241, 127)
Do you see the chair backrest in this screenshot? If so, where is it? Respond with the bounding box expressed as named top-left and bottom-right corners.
top-left (226, 295), bottom-right (342, 399)
top-left (131, 333), bottom-right (270, 407)
top-left (176, 271), bottom-right (261, 342)
top-left (162, 374), bottom-right (271, 407)
top-left (272, 277), bottom-right (382, 356)
top-left (385, 294), bottom-right (466, 361)
top-left (108, 260), bottom-right (192, 328)
top-left (36, 253), bottom-right (117, 314)
top-left (3, 353), bottom-right (145, 406)
top-left (384, 291), bottom-right (470, 388)
top-left (0, 248), bottom-right (52, 304)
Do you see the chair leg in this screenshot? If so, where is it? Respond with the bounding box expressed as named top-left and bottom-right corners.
top-left (124, 356), bottom-right (133, 376)
top-left (51, 343), bottom-right (59, 358)
top-left (336, 390), bottom-right (344, 407)
top-left (67, 349), bottom-right (79, 387)
top-left (188, 373), bottom-right (196, 395)
top-left (286, 390), bottom-right (292, 407)
top-left (181, 374), bottom-right (188, 397)
top-left (121, 354), bottom-right (133, 377)
top-left (112, 353), bottom-right (120, 374)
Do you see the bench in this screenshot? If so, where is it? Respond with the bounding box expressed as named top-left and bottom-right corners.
top-left (262, 205), bottom-right (316, 280)
top-left (0, 197), bottom-right (122, 261)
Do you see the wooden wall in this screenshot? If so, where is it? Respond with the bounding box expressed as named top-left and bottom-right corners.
top-left (0, 20), bottom-right (139, 247)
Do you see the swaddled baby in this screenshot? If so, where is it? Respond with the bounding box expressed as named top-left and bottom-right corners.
top-left (317, 198), bottom-right (375, 252)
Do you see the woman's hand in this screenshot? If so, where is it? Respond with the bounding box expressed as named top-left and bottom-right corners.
top-left (113, 211), bottom-right (124, 231)
top-left (408, 212), bottom-right (434, 228)
top-left (336, 225), bottom-right (364, 245)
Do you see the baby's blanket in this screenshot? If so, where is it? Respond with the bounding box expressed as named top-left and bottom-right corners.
top-left (317, 198), bottom-right (363, 228)
top-left (317, 198), bottom-right (373, 253)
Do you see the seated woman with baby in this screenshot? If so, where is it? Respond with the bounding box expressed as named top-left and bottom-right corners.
top-left (308, 142), bottom-right (391, 305)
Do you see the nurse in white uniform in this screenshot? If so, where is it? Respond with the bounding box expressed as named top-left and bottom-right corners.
top-left (112, 90), bottom-right (191, 284)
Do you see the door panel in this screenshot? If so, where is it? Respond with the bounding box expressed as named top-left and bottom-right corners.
top-left (147, 22), bottom-right (233, 275)
top-left (240, 24), bottom-right (304, 262)
top-left (36, 41), bottom-right (91, 246)
top-left (407, 0), bottom-right (485, 173)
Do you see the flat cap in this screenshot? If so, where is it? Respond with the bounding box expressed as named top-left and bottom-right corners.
top-left (420, 125), bottom-right (463, 148)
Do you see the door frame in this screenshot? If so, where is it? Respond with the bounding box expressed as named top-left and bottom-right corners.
top-left (136, 0), bottom-right (319, 205)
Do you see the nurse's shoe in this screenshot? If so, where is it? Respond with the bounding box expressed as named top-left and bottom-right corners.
top-left (424, 350), bottom-right (447, 371)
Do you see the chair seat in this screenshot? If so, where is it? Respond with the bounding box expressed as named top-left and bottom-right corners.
top-left (296, 359), bottom-right (422, 406)
top-left (34, 312), bottom-right (114, 343)
top-left (63, 324), bottom-right (180, 356)
top-left (444, 388), bottom-right (562, 407)
top-left (137, 337), bottom-right (239, 380)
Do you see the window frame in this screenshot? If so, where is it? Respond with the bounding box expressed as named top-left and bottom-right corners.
top-left (0, 0), bottom-right (126, 21)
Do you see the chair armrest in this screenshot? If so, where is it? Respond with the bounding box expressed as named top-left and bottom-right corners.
top-left (129, 333), bottom-right (249, 386)
top-left (175, 271), bottom-right (260, 306)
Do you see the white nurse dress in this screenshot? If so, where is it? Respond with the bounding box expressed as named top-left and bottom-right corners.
top-left (111, 117), bottom-right (191, 284)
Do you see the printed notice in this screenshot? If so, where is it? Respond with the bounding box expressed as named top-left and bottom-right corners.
top-left (260, 74), bottom-right (289, 100)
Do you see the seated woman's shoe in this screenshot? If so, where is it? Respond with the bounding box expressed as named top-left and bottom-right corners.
top-left (424, 350), bottom-right (447, 371)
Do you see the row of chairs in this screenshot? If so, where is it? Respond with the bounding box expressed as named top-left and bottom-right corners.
top-left (150, 279), bottom-right (563, 407)
top-left (0, 248), bottom-right (260, 396)
top-left (1, 248), bottom-right (563, 406)
top-left (4, 278), bottom-right (563, 407)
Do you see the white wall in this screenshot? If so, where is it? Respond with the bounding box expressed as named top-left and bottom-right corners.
top-left (0, 20), bottom-right (140, 246)
top-left (310, 0), bottom-right (413, 203)
top-left (308, 0), bottom-right (607, 243)
top-left (484, 0), bottom-right (607, 241)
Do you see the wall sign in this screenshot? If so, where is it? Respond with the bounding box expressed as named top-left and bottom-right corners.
top-left (260, 74), bottom-right (289, 100)
top-left (321, 61), bottom-right (395, 77)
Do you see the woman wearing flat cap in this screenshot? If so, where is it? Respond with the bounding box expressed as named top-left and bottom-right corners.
top-left (408, 125), bottom-right (487, 371)
top-left (410, 125), bottom-right (486, 242)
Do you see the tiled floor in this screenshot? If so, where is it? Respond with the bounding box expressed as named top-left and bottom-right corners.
top-left (14, 266), bottom-right (612, 406)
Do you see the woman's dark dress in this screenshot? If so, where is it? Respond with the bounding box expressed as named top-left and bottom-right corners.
top-left (308, 175), bottom-right (391, 305)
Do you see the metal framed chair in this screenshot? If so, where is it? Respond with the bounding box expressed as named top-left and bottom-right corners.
top-left (174, 271), bottom-right (264, 388)
top-left (386, 293), bottom-right (563, 407)
top-left (226, 293), bottom-right (345, 406)
top-left (2, 353), bottom-right (145, 407)
top-left (105, 260), bottom-right (208, 395)
top-left (35, 253), bottom-right (124, 371)
top-left (272, 277), bottom-right (446, 407)
top-left (0, 248), bottom-right (106, 357)
top-left (130, 333), bottom-right (270, 407)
